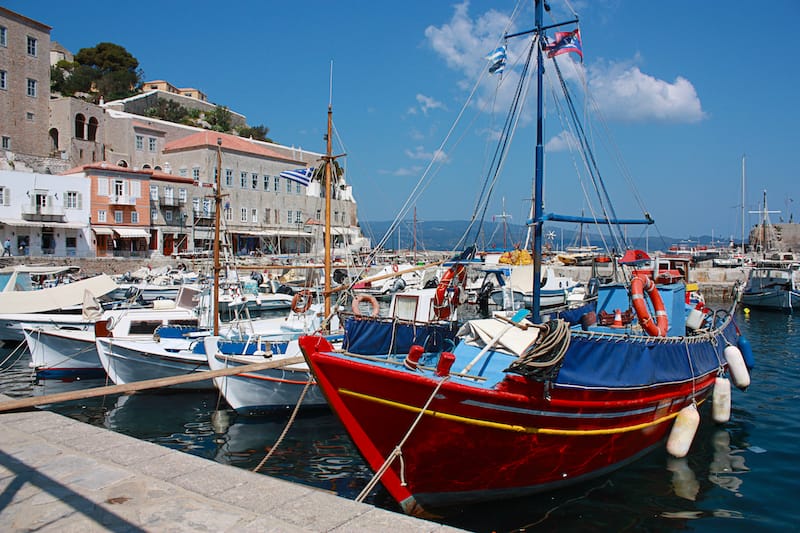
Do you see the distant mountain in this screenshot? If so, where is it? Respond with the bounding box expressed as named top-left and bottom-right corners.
top-left (359, 220), bottom-right (730, 253)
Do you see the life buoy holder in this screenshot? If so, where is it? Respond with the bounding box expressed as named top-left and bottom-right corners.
top-left (432, 264), bottom-right (467, 320)
top-left (352, 294), bottom-right (380, 317)
top-left (630, 275), bottom-right (669, 336)
top-left (291, 289), bottom-right (313, 314)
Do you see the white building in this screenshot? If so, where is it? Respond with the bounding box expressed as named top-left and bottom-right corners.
top-left (0, 170), bottom-right (92, 256)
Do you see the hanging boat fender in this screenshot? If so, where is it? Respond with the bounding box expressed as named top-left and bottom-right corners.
top-left (630, 275), bottom-right (669, 336)
top-left (712, 376), bottom-right (732, 423)
top-left (724, 344), bottom-right (750, 390)
top-left (737, 335), bottom-right (755, 370)
top-left (667, 403), bottom-right (700, 458)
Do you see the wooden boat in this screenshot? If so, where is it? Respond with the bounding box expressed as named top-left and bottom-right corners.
top-left (298, 2), bottom-right (755, 516)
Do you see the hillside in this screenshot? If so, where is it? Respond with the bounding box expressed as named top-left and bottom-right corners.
top-left (359, 220), bottom-right (724, 253)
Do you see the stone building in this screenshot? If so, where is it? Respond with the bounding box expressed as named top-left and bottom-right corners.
top-left (0, 7), bottom-right (51, 159)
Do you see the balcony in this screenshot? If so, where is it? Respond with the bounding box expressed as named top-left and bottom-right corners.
top-left (159, 195), bottom-right (185, 207)
top-left (108, 195), bottom-right (136, 206)
top-left (21, 204), bottom-right (66, 221)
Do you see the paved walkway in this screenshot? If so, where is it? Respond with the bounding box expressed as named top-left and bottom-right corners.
top-left (0, 395), bottom-right (462, 532)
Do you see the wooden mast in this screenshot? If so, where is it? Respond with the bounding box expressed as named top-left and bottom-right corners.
top-left (323, 105), bottom-right (333, 325)
top-left (213, 137), bottom-right (223, 336)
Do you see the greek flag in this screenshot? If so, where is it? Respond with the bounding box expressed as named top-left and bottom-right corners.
top-left (279, 167), bottom-right (315, 186)
top-left (486, 45), bottom-right (507, 75)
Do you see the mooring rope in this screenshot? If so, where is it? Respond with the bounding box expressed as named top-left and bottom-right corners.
top-left (355, 374), bottom-right (450, 503)
top-left (252, 373), bottom-right (313, 473)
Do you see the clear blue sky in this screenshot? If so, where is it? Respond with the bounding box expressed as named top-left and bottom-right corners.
top-left (7, 0), bottom-right (798, 242)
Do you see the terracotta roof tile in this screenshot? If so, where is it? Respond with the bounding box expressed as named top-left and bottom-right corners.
top-left (164, 131), bottom-right (304, 164)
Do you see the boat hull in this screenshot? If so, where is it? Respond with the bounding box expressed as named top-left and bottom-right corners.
top-left (300, 323), bottom-right (733, 515)
top-left (23, 326), bottom-right (104, 379)
top-left (96, 338), bottom-right (213, 390)
top-left (204, 337), bottom-right (328, 414)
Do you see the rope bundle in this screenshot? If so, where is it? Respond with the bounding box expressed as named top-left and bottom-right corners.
top-left (504, 319), bottom-right (571, 380)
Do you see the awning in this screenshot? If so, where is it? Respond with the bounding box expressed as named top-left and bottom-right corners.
top-left (113, 227), bottom-right (150, 239)
top-left (92, 227), bottom-right (114, 235)
top-left (193, 229), bottom-right (214, 240)
top-left (329, 227), bottom-right (359, 236)
top-left (262, 229), bottom-right (312, 237)
top-left (0, 218), bottom-right (85, 229)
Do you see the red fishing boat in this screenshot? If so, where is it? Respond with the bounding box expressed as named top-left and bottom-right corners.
top-left (300, 1), bottom-right (754, 516)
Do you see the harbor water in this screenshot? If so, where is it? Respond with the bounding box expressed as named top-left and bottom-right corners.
top-left (0, 305), bottom-right (797, 532)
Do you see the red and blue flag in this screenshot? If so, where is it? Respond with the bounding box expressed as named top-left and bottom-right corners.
top-left (546, 29), bottom-right (583, 60)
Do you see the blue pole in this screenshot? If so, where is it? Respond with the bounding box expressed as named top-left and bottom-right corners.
top-left (532, 0), bottom-right (544, 323)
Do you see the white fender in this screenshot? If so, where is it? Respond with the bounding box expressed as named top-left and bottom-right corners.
top-left (712, 377), bottom-right (731, 423)
top-left (724, 345), bottom-right (750, 390)
top-left (667, 403), bottom-right (700, 458)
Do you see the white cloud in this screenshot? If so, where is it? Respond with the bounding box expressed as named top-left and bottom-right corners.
top-left (416, 93), bottom-right (445, 115)
top-left (405, 145), bottom-right (450, 164)
top-left (588, 62), bottom-right (706, 123)
top-left (545, 130), bottom-right (577, 152)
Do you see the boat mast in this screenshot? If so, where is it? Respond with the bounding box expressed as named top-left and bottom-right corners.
top-left (531, 0), bottom-right (545, 322)
top-left (741, 154), bottom-right (746, 255)
top-left (213, 137), bottom-right (223, 336)
top-left (323, 104), bottom-right (333, 326)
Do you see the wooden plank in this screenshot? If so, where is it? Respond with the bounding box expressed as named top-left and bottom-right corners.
top-left (0, 355), bottom-right (306, 413)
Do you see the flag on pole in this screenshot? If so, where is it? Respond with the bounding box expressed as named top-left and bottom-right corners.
top-left (486, 45), bottom-right (507, 75)
top-left (545, 29), bottom-right (583, 60)
top-left (279, 167), bottom-right (315, 186)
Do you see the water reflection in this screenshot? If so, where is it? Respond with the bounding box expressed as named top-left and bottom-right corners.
top-left (708, 429), bottom-right (748, 494)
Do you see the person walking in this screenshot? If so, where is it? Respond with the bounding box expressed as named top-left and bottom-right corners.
top-left (2, 238), bottom-right (11, 256)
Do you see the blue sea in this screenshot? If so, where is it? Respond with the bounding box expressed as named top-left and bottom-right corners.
top-left (0, 306), bottom-right (797, 532)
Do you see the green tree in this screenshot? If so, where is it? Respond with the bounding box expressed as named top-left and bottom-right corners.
top-left (51, 42), bottom-right (142, 102)
top-left (144, 98), bottom-right (190, 123)
top-left (205, 105), bottom-right (233, 132)
top-left (236, 124), bottom-right (272, 142)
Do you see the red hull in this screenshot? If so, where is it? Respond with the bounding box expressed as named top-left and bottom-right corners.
top-left (301, 337), bottom-right (716, 515)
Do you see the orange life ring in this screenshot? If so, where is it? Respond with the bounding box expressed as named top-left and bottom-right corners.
top-left (352, 294), bottom-right (380, 317)
top-left (291, 289), bottom-right (313, 314)
top-left (432, 264), bottom-right (467, 320)
top-left (630, 275), bottom-right (668, 336)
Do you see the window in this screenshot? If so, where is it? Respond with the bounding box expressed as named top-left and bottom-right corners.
top-left (97, 210), bottom-right (107, 223)
top-left (114, 179), bottom-right (125, 197)
top-left (251, 208), bottom-right (257, 223)
top-left (0, 186), bottom-right (7, 206)
top-left (0, 26), bottom-right (7, 47)
top-left (150, 185), bottom-right (158, 200)
top-left (165, 210), bottom-right (172, 222)
top-left (192, 198), bottom-right (200, 215)
top-left (240, 208), bottom-right (247, 222)
top-left (316, 209), bottom-right (321, 221)
top-left (0, 70), bottom-right (7, 90)
top-left (135, 135), bottom-right (143, 150)
top-left (224, 206), bottom-right (232, 221)
top-left (273, 176), bottom-right (279, 192)
top-left (179, 188), bottom-right (187, 203)
top-left (114, 211), bottom-right (123, 223)
top-left (192, 167), bottom-right (200, 180)
top-left (202, 199), bottom-right (212, 216)
top-left (148, 137), bottom-right (156, 152)
top-left (131, 211), bottom-right (139, 223)
top-left (295, 211), bottom-right (302, 224)
top-left (296, 183), bottom-right (302, 194)
top-left (225, 169), bottom-right (233, 187)
top-left (164, 186), bottom-right (174, 203)
top-left (65, 191), bottom-right (80, 209)
top-left (26, 78), bottom-right (37, 98)
top-left (286, 178), bottom-right (292, 193)
top-left (1, 136), bottom-right (9, 150)
top-left (27, 36), bottom-right (37, 56)
top-left (251, 173), bottom-right (258, 189)
top-left (26, 112), bottom-right (34, 121)
top-left (240, 171), bottom-right (247, 188)
top-left (286, 210), bottom-right (293, 224)
top-left (151, 207), bottom-right (158, 220)
top-left (179, 167), bottom-right (188, 177)
top-left (263, 175), bottom-right (270, 191)
top-left (264, 208), bottom-right (271, 224)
